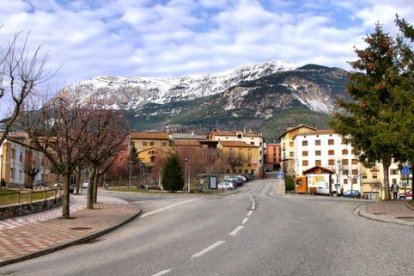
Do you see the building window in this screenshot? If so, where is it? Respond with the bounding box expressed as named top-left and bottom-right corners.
top-left (315, 160), bottom-right (321, 166)
top-left (19, 152), bottom-right (23, 162)
top-left (260, 142), bottom-right (262, 147)
top-left (238, 134), bottom-right (242, 139)
top-left (352, 179), bottom-right (358, 184)
top-left (344, 179), bottom-right (348, 184)
top-left (373, 173), bottom-right (377, 179)
top-left (11, 148), bottom-right (16, 159)
top-left (302, 140), bottom-right (308, 146)
top-left (352, 159), bottom-right (358, 165)
top-left (10, 168), bottom-right (15, 179)
top-left (315, 150), bottom-right (321, 156)
top-left (352, 169), bottom-right (358, 175)
top-left (315, 140), bottom-right (321, 146)
top-left (342, 149), bottom-right (348, 155)
top-left (289, 151), bottom-right (293, 157)
top-left (150, 156), bottom-right (155, 162)
top-left (162, 142), bottom-right (167, 147)
top-left (251, 169), bottom-right (255, 174)
top-left (343, 170), bottom-right (349, 175)
top-left (342, 159), bottom-right (348, 165)
top-left (149, 142), bottom-right (154, 146)
top-left (302, 151), bottom-right (308, 156)
top-left (328, 139), bottom-right (334, 145)
top-left (289, 141), bottom-right (294, 147)
top-left (328, 159), bottom-right (335, 165)
top-left (328, 150), bottom-right (335, 155)
top-left (363, 173), bottom-right (367, 179)
top-left (390, 169), bottom-right (398, 175)
top-left (143, 142), bottom-right (148, 146)
top-left (302, 160), bottom-right (308, 166)
top-left (250, 142), bottom-right (255, 145)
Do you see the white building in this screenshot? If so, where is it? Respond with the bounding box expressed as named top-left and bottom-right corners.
top-left (293, 129), bottom-right (407, 197)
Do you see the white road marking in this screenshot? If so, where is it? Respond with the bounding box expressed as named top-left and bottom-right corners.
top-left (229, 225), bottom-right (244, 236)
top-left (192, 241), bottom-right (225, 259)
top-left (247, 210), bottom-right (253, 216)
top-left (152, 269), bottom-right (172, 276)
top-left (141, 199), bottom-right (197, 218)
top-left (242, 217), bottom-right (249, 224)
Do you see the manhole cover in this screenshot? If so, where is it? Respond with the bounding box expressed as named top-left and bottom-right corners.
top-left (396, 217), bottom-right (414, 222)
top-left (70, 227), bottom-right (92, 231)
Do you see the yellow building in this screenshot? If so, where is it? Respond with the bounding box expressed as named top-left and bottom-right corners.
top-left (210, 130), bottom-right (264, 175)
top-left (0, 132), bottom-right (55, 187)
top-left (130, 132), bottom-right (172, 167)
top-left (217, 141), bottom-right (260, 175)
top-left (279, 124), bottom-right (317, 176)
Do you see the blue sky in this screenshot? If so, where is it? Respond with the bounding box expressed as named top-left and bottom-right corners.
top-left (0, 0), bottom-right (412, 89)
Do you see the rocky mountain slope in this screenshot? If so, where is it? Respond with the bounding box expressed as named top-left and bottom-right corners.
top-left (64, 61), bottom-right (296, 109)
top-left (64, 62), bottom-right (349, 141)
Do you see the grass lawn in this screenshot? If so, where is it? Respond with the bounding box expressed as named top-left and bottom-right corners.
top-left (0, 188), bottom-right (56, 206)
top-left (107, 186), bottom-right (221, 195)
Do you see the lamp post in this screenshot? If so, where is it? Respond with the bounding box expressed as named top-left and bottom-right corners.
top-left (184, 157), bottom-right (189, 193)
top-left (128, 160), bottom-right (132, 191)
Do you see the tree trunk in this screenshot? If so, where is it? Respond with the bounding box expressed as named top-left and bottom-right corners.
top-left (93, 170), bottom-right (99, 203)
top-left (75, 168), bottom-right (81, 195)
top-left (62, 173), bottom-right (71, 218)
top-left (87, 167), bottom-right (96, 209)
top-left (382, 161), bottom-right (391, 200)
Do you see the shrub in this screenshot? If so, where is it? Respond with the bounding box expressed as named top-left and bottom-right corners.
top-left (285, 175), bottom-right (295, 191)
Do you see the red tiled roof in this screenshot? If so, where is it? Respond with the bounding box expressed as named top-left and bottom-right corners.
top-left (219, 141), bottom-right (259, 148)
top-left (130, 132), bottom-right (170, 140)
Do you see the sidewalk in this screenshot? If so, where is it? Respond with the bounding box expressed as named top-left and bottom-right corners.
top-left (357, 200), bottom-right (414, 226)
top-left (0, 195), bottom-right (140, 267)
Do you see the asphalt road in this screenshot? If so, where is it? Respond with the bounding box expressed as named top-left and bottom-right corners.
top-left (2, 180), bottom-right (414, 276)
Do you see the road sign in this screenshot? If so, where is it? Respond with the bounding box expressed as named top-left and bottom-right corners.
top-left (276, 171), bottom-right (285, 179)
top-left (402, 165), bottom-right (410, 177)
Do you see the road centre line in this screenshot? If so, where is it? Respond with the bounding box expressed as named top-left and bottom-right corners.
top-left (152, 269), bottom-right (172, 276)
top-left (192, 241), bottom-right (225, 259)
top-left (242, 217), bottom-right (248, 224)
top-left (247, 210), bottom-right (253, 216)
top-left (141, 199), bottom-right (197, 218)
top-left (229, 226), bottom-right (244, 236)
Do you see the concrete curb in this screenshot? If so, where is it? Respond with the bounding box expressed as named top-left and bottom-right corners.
top-left (405, 201), bottom-right (414, 211)
top-left (356, 204), bottom-right (414, 227)
top-left (279, 193), bottom-right (375, 203)
top-left (0, 207), bottom-right (141, 267)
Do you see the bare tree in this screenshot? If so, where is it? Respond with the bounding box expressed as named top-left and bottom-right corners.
top-left (0, 31), bottom-right (49, 145)
top-left (221, 150), bottom-right (247, 173)
top-left (23, 149), bottom-right (42, 189)
top-left (20, 97), bottom-right (91, 218)
top-left (82, 103), bottom-right (129, 209)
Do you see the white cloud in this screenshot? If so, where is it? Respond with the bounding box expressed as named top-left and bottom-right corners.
top-left (0, 0), bottom-right (411, 90)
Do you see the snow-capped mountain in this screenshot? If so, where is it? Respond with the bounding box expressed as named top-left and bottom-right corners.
top-left (63, 61), bottom-right (297, 110)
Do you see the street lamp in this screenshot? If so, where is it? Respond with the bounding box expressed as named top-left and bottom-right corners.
top-left (184, 157), bottom-right (190, 193)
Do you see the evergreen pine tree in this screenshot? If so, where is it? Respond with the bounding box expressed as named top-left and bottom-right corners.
top-left (330, 23), bottom-right (405, 200)
top-left (161, 154), bottom-right (184, 192)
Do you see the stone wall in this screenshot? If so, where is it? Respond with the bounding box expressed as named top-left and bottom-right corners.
top-left (0, 197), bottom-right (62, 220)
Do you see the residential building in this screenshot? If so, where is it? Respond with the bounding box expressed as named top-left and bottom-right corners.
top-left (217, 141), bottom-right (261, 175)
top-left (264, 143), bottom-right (281, 171)
top-left (0, 132), bottom-right (52, 187)
top-left (209, 130), bottom-right (264, 175)
top-left (279, 125), bottom-right (317, 176)
top-left (293, 129), bottom-right (408, 199)
top-left (130, 132), bottom-right (172, 167)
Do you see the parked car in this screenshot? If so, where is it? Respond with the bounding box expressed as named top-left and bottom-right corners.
top-left (234, 175), bottom-right (247, 183)
top-left (227, 177), bottom-right (243, 187)
top-left (342, 190), bottom-right (361, 198)
top-left (82, 181), bottom-right (90, 189)
top-left (218, 181), bottom-right (235, 190)
top-left (398, 191), bottom-right (413, 200)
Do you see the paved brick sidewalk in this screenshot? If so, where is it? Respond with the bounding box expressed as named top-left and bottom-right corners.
top-left (358, 200), bottom-right (414, 226)
top-left (0, 198), bottom-right (140, 266)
